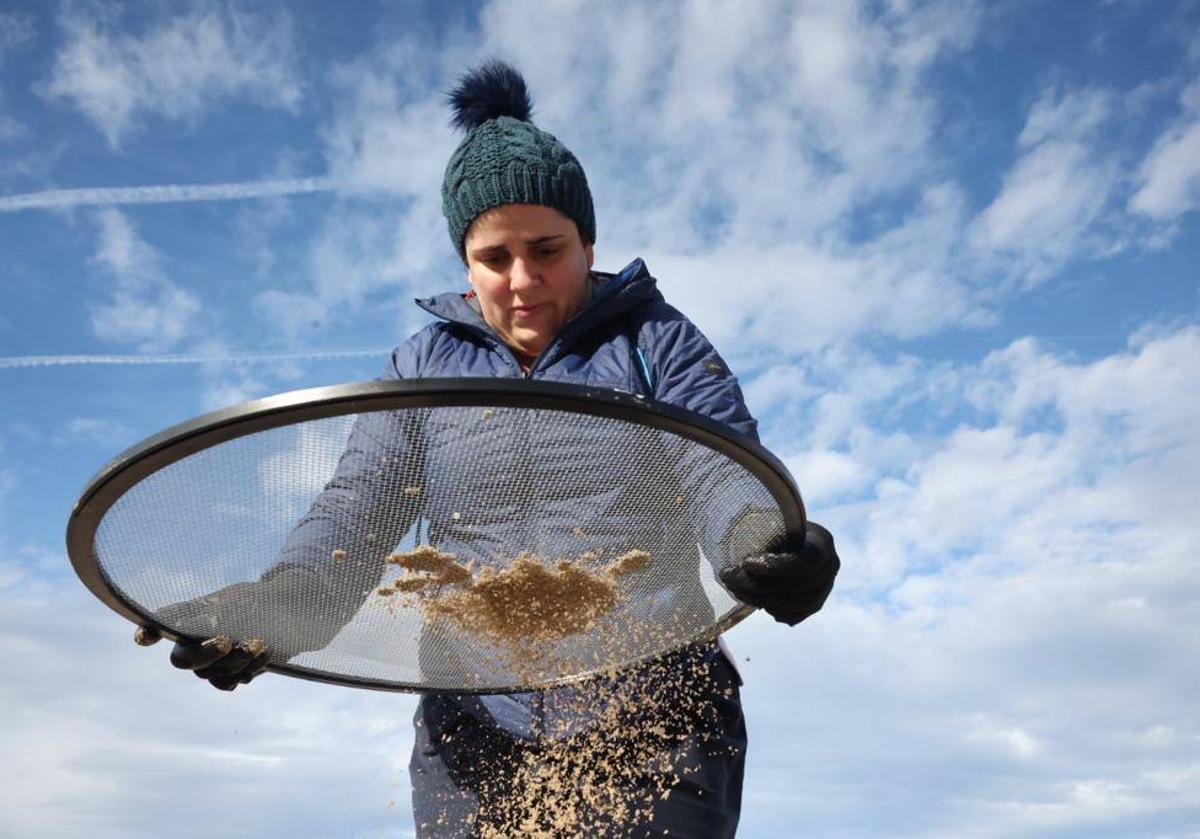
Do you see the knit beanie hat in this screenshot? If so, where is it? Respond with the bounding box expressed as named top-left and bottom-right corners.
top-left (441, 60), bottom-right (595, 259)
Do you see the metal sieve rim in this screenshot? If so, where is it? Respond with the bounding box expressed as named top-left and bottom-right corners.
top-left (66, 378), bottom-right (805, 693)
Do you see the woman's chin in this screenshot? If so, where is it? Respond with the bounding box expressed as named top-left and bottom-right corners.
top-left (508, 332), bottom-right (549, 358)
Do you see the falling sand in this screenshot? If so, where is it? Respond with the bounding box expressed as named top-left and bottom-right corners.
top-left (419, 641), bottom-right (741, 838)
top-left (377, 545), bottom-right (738, 835)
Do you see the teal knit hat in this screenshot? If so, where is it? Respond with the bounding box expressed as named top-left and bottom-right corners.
top-left (442, 61), bottom-right (595, 259)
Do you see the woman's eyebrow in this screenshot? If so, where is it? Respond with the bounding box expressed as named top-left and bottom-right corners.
top-left (469, 243), bottom-right (509, 259)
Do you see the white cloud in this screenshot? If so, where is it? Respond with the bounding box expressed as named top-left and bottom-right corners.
top-left (1017, 85), bottom-right (1113, 148)
top-left (93, 206), bottom-right (158, 274)
top-left (978, 326), bottom-right (1200, 462)
top-left (969, 87), bottom-right (1122, 285)
top-left (41, 3), bottom-right (301, 147)
top-left (964, 715), bottom-right (1043, 759)
top-left (231, 184), bottom-right (296, 279)
top-left (783, 447), bottom-right (874, 506)
top-left (833, 324), bottom-right (1200, 593)
top-left (321, 46), bottom-right (457, 198)
top-left (0, 576), bottom-right (419, 838)
top-left (254, 197), bottom-right (448, 342)
top-left (58, 417), bottom-right (136, 447)
top-left (197, 368), bottom-right (270, 410)
top-left (741, 363), bottom-right (819, 420)
top-left (1130, 77), bottom-right (1200, 219)
top-left (724, 320), bottom-right (1200, 836)
top-left (646, 182), bottom-right (977, 358)
top-left (88, 208), bottom-right (203, 352)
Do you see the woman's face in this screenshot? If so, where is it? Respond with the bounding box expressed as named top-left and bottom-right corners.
top-left (464, 204), bottom-right (594, 361)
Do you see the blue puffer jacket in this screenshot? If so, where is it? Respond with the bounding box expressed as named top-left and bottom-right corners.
top-left (278, 257), bottom-right (759, 737)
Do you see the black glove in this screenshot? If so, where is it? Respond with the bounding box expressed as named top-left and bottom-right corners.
top-left (134, 567), bottom-right (337, 691)
top-left (719, 516), bottom-right (840, 626)
top-left (135, 628), bottom-right (270, 691)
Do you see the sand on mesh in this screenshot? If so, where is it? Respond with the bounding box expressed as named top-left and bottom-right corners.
top-left (377, 546), bottom-right (651, 648)
top-left (375, 545), bottom-right (473, 596)
top-left (426, 553), bottom-right (615, 645)
top-left (605, 549), bottom-right (650, 577)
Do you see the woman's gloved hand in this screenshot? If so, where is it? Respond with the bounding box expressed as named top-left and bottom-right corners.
top-left (135, 628), bottom-right (270, 691)
top-left (133, 566), bottom-right (332, 691)
top-left (719, 516), bottom-right (840, 626)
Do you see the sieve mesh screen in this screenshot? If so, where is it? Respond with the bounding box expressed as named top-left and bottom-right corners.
top-left (78, 384), bottom-right (797, 692)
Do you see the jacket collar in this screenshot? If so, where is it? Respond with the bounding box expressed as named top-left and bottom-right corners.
top-left (414, 258), bottom-right (659, 353)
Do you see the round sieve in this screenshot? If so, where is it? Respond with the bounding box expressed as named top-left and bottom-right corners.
top-left (67, 379), bottom-right (805, 693)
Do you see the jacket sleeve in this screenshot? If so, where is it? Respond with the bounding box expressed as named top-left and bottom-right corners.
top-left (638, 305), bottom-right (785, 571)
top-left (642, 306), bottom-right (758, 440)
top-left (265, 335), bottom-right (427, 627)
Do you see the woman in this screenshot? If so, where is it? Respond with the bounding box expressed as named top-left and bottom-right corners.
top-left (141, 61), bottom-right (840, 837)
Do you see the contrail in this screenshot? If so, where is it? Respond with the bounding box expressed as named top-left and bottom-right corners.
top-left (0, 348), bottom-right (390, 369)
top-left (0, 176), bottom-right (340, 213)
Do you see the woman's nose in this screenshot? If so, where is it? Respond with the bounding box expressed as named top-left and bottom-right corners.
top-left (509, 257), bottom-right (539, 289)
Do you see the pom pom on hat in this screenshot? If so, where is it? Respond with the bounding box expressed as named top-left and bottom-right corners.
top-left (447, 60), bottom-right (533, 131)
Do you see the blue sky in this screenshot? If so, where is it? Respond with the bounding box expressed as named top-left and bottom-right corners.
top-left (2, 1), bottom-right (1199, 836)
